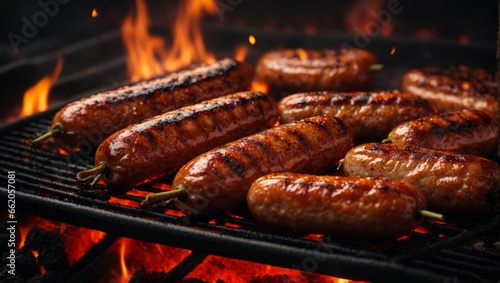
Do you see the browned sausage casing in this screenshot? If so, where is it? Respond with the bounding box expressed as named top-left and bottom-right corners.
top-left (343, 143), bottom-right (500, 214)
top-left (401, 65), bottom-right (498, 115)
top-left (247, 173), bottom-right (427, 239)
top-left (255, 48), bottom-right (377, 95)
top-left (173, 116), bottom-right (355, 214)
top-left (278, 91), bottom-right (437, 141)
top-left (93, 91), bottom-right (279, 189)
top-left (388, 110), bottom-right (499, 156)
top-left (51, 58), bottom-right (254, 149)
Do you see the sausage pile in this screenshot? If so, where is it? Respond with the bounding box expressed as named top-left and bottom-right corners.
top-left (28, 51), bottom-right (500, 240)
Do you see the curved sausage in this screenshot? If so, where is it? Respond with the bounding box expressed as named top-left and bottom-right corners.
top-left (387, 109), bottom-right (499, 156)
top-left (255, 48), bottom-right (378, 96)
top-left (401, 65), bottom-right (498, 115)
top-left (278, 91), bottom-right (437, 141)
top-left (247, 173), bottom-right (427, 239)
top-left (28, 58), bottom-right (254, 149)
top-left (76, 91), bottom-right (279, 189)
top-left (342, 143), bottom-right (500, 214)
top-left (170, 116), bottom-right (355, 214)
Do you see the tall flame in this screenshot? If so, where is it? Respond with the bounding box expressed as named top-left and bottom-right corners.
top-left (20, 56), bottom-right (63, 116)
top-left (119, 239), bottom-right (130, 282)
top-left (122, 0), bottom-right (217, 81)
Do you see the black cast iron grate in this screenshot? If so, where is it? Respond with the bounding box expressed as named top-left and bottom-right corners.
top-left (0, 106), bottom-right (499, 283)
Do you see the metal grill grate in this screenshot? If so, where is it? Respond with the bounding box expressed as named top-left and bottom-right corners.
top-left (1, 105), bottom-right (500, 283)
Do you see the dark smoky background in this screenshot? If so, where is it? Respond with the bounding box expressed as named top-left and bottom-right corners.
top-left (0, 0), bottom-right (496, 63)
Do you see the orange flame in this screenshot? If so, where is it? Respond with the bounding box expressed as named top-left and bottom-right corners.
top-left (250, 81), bottom-right (269, 94)
top-left (234, 45), bottom-right (248, 61)
top-left (109, 237), bottom-right (191, 282)
top-left (119, 240), bottom-right (130, 281)
top-left (248, 35), bottom-right (256, 45)
top-left (92, 8), bottom-right (98, 18)
top-left (121, 0), bottom-right (166, 81)
top-left (20, 56), bottom-right (63, 116)
top-left (297, 48), bottom-right (308, 60)
top-left (122, 0), bottom-right (217, 81)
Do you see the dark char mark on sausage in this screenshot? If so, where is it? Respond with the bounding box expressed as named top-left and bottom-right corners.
top-left (102, 59), bottom-right (238, 105)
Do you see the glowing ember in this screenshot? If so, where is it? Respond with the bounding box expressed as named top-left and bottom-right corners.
top-left (413, 226), bottom-right (430, 234)
top-left (185, 255), bottom-right (368, 282)
top-left (109, 196), bottom-right (139, 208)
top-left (248, 34), bottom-right (256, 45)
top-left (20, 56), bottom-right (63, 116)
top-left (390, 46), bottom-right (396, 55)
top-left (121, 0), bottom-right (217, 81)
top-left (92, 8), bottom-right (98, 18)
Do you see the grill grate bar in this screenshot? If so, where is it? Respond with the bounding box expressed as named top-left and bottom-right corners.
top-left (2, 100), bottom-right (500, 283)
top-left (440, 249), bottom-right (500, 266)
top-left (410, 259), bottom-right (495, 283)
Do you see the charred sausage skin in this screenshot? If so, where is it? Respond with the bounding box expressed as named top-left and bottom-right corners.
top-left (247, 173), bottom-right (427, 239)
top-left (278, 91), bottom-right (437, 141)
top-left (173, 116), bottom-right (355, 214)
top-left (52, 58), bottom-right (254, 149)
top-left (388, 109), bottom-right (499, 156)
top-left (255, 48), bottom-right (377, 95)
top-left (401, 65), bottom-right (498, 115)
top-left (343, 143), bottom-right (500, 214)
top-left (94, 91), bottom-right (279, 189)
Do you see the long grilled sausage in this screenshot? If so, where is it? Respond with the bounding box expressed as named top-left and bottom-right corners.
top-left (76, 91), bottom-right (279, 189)
top-left (342, 143), bottom-right (500, 214)
top-left (247, 173), bottom-right (427, 239)
top-left (164, 116), bottom-right (354, 214)
top-left (255, 48), bottom-right (377, 96)
top-left (401, 65), bottom-right (498, 115)
top-left (387, 109), bottom-right (499, 156)
top-left (278, 91), bottom-right (437, 141)
top-left (28, 58), bottom-right (254, 149)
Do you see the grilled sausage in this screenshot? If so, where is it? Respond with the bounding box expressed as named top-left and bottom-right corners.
top-left (401, 65), bottom-right (498, 115)
top-left (278, 91), bottom-right (437, 141)
top-left (76, 91), bottom-right (279, 189)
top-left (387, 110), bottom-right (499, 156)
top-left (28, 58), bottom-right (254, 150)
top-left (342, 143), bottom-right (500, 214)
top-left (255, 48), bottom-right (378, 96)
top-left (170, 116), bottom-right (355, 214)
top-left (247, 173), bottom-right (427, 239)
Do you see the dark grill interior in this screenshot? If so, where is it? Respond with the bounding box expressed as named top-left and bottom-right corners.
top-left (1, 108), bottom-right (500, 283)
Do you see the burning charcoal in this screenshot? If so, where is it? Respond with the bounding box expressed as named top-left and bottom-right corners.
top-left (249, 274), bottom-right (295, 283)
top-left (0, 268), bottom-right (24, 283)
top-left (26, 270), bottom-right (66, 283)
top-left (128, 269), bottom-right (166, 283)
top-left (1, 248), bottom-right (40, 281)
top-left (24, 226), bottom-right (68, 270)
top-left (179, 279), bottom-right (209, 283)
top-left (3, 248), bottom-right (40, 280)
top-left (23, 223), bottom-right (104, 271)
